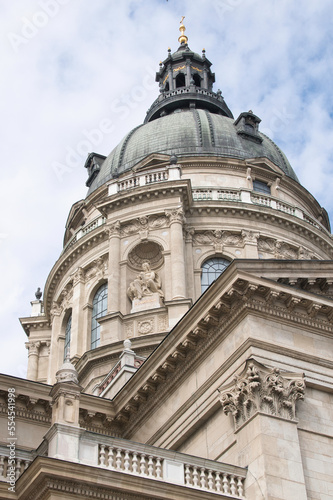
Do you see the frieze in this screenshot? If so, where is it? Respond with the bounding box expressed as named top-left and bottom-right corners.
top-left (258, 237), bottom-right (315, 260)
top-left (85, 256), bottom-right (108, 282)
top-left (241, 230), bottom-right (259, 244)
top-left (219, 359), bottom-right (305, 428)
top-left (121, 214), bottom-right (169, 237)
top-left (192, 230), bottom-right (243, 247)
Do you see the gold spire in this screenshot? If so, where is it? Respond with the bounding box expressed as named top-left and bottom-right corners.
top-left (178, 16), bottom-right (188, 45)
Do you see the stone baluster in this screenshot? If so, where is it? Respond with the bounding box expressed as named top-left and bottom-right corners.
top-left (237, 476), bottom-right (244, 497)
top-left (156, 458), bottom-right (162, 479)
top-left (200, 467), bottom-right (206, 489)
top-left (132, 453), bottom-right (138, 474)
top-left (140, 454), bottom-right (146, 475)
top-left (100, 445), bottom-right (106, 466)
top-left (222, 473), bottom-right (229, 494)
top-left (15, 459), bottom-right (21, 480)
top-left (215, 471), bottom-right (221, 492)
top-left (124, 451), bottom-right (130, 472)
top-left (207, 469), bottom-right (214, 490)
top-left (116, 449), bottom-right (122, 470)
top-left (0, 456), bottom-right (4, 478)
top-left (193, 466), bottom-right (199, 486)
top-left (185, 464), bottom-right (191, 486)
top-left (107, 447), bottom-right (114, 469)
top-left (230, 475), bottom-right (236, 495)
top-left (148, 456), bottom-right (154, 477)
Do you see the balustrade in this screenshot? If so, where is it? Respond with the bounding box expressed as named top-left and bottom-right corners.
top-left (97, 442), bottom-right (245, 497)
top-left (0, 452), bottom-right (32, 481)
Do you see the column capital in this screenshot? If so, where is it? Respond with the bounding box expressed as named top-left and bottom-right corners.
top-left (219, 358), bottom-right (305, 429)
top-left (165, 207), bottom-right (185, 225)
top-left (105, 220), bottom-right (121, 238)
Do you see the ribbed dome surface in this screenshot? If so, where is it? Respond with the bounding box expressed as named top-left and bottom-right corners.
top-left (87, 109), bottom-right (298, 194)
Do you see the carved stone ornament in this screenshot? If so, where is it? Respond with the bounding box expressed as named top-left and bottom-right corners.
top-left (192, 230), bottom-right (243, 248)
top-left (105, 220), bottom-right (121, 238)
top-left (56, 352), bottom-right (79, 385)
top-left (85, 256), bottom-right (108, 282)
top-left (121, 215), bottom-right (168, 237)
top-left (241, 230), bottom-right (260, 244)
top-left (219, 359), bottom-right (305, 429)
top-left (165, 207), bottom-right (185, 224)
top-left (258, 237), bottom-right (311, 260)
top-left (127, 261), bottom-right (164, 301)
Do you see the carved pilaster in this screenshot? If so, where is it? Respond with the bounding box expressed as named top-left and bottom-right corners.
top-left (219, 359), bottom-right (305, 429)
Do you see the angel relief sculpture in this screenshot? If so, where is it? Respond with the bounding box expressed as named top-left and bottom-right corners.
top-left (127, 262), bottom-right (164, 302)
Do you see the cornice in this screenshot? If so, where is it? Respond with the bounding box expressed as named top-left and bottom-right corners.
top-left (96, 179), bottom-right (192, 217)
top-left (110, 262), bottom-right (333, 435)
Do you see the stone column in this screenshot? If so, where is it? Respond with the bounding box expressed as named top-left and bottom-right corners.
top-left (219, 359), bottom-right (307, 499)
top-left (168, 64), bottom-right (173, 91)
top-left (166, 208), bottom-right (186, 299)
top-left (203, 68), bottom-right (208, 89)
top-left (186, 60), bottom-right (191, 87)
top-left (26, 341), bottom-right (41, 381)
top-left (107, 221), bottom-right (121, 313)
top-left (184, 226), bottom-right (195, 300)
top-left (70, 267), bottom-right (85, 361)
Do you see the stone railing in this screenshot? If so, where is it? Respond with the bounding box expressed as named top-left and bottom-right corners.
top-left (95, 437), bottom-right (246, 498)
top-left (109, 166), bottom-right (180, 196)
top-left (0, 448), bottom-right (33, 482)
top-left (191, 187), bottom-right (328, 234)
top-left (63, 216), bottom-right (106, 252)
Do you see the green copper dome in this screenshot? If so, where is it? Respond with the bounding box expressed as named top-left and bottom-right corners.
top-left (85, 41), bottom-right (298, 194)
top-left (86, 108), bottom-right (298, 195)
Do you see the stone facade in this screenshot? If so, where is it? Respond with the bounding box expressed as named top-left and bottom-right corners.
top-left (1, 25), bottom-right (333, 500)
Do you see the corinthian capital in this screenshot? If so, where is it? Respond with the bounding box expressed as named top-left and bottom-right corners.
top-left (165, 207), bottom-right (185, 224)
top-left (219, 359), bottom-right (305, 429)
top-left (25, 341), bottom-right (41, 356)
top-left (105, 220), bottom-right (121, 238)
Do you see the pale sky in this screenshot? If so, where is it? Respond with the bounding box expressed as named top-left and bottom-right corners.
top-left (1, 0), bottom-right (333, 377)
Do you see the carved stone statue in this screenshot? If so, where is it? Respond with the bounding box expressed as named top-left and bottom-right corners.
top-left (127, 262), bottom-right (164, 301)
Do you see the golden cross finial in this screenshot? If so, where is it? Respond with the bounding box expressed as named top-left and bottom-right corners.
top-left (178, 16), bottom-right (188, 45)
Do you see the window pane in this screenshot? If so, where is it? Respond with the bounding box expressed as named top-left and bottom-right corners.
top-left (64, 314), bottom-right (72, 360)
top-left (201, 258), bottom-right (230, 293)
top-left (253, 180), bottom-right (270, 195)
top-left (91, 283), bottom-right (108, 349)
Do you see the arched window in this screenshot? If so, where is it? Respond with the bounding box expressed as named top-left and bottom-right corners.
top-left (201, 257), bottom-right (230, 293)
top-left (175, 73), bottom-right (186, 88)
top-left (193, 73), bottom-right (201, 87)
top-left (64, 314), bottom-right (72, 360)
top-left (165, 81), bottom-right (169, 91)
top-left (91, 283), bottom-right (108, 349)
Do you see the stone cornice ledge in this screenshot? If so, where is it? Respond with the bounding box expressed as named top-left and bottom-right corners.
top-left (111, 260), bottom-right (333, 431)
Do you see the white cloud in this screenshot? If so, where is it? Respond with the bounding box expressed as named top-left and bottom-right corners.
top-left (1, 0), bottom-right (332, 376)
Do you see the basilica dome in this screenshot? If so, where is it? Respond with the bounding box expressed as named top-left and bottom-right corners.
top-left (87, 108), bottom-right (298, 195)
top-left (86, 33), bottom-right (299, 195)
